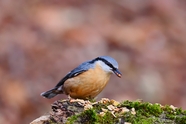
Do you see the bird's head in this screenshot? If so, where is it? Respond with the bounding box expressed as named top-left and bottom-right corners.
top-left (92, 56), bottom-right (122, 78)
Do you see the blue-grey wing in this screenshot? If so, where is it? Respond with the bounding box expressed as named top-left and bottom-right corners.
top-left (55, 60), bottom-right (93, 88)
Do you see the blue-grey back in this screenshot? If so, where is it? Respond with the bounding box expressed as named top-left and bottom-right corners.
top-left (69, 60), bottom-right (94, 77)
top-left (55, 60), bottom-right (94, 87)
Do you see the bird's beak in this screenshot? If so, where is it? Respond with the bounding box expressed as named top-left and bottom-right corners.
top-left (113, 69), bottom-right (122, 78)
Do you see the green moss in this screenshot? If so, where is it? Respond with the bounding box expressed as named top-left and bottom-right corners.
top-left (67, 109), bottom-right (98, 124)
top-left (81, 109), bottom-right (98, 123)
top-left (97, 112), bottom-right (118, 124)
top-left (118, 100), bottom-right (186, 124)
top-left (67, 108), bottom-right (118, 124)
top-left (59, 99), bottom-right (186, 124)
top-left (161, 105), bottom-right (186, 123)
top-left (67, 114), bottom-right (78, 124)
top-left (133, 118), bottom-right (158, 124)
top-left (93, 103), bottom-right (111, 113)
top-left (119, 100), bottom-right (163, 117)
top-left (175, 116), bottom-right (186, 123)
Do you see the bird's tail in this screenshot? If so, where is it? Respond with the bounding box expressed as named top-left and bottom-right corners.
top-left (40, 87), bottom-right (61, 99)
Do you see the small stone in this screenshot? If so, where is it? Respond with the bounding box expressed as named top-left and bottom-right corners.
top-left (131, 108), bottom-right (136, 115)
top-left (100, 98), bottom-right (110, 104)
top-left (110, 99), bottom-right (119, 106)
top-left (70, 99), bottom-right (85, 103)
top-left (111, 111), bottom-right (116, 117)
top-left (107, 105), bottom-right (115, 111)
top-left (170, 105), bottom-right (177, 110)
top-left (114, 108), bottom-right (120, 112)
top-left (99, 112), bottom-right (105, 116)
top-left (120, 107), bottom-right (130, 114)
top-left (125, 122), bottom-right (132, 124)
top-left (101, 108), bottom-right (108, 112)
top-left (84, 104), bottom-right (93, 110)
top-left (91, 101), bottom-right (98, 105)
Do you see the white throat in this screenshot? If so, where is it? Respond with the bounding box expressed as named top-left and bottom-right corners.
top-left (96, 60), bottom-right (113, 73)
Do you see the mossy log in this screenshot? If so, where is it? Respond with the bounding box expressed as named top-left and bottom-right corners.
top-left (30, 98), bottom-right (186, 124)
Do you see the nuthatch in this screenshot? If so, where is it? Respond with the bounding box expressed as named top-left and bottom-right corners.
top-left (41, 56), bottom-right (122, 100)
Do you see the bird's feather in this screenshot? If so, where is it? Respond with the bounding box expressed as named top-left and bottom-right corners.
top-left (55, 60), bottom-right (94, 88)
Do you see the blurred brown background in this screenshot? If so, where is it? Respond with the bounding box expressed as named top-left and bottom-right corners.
top-left (1, 0), bottom-right (186, 124)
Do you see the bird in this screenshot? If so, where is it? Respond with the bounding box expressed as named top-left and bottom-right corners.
top-left (41, 56), bottom-right (122, 100)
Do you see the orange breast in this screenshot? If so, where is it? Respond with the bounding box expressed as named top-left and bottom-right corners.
top-left (63, 64), bottom-right (111, 99)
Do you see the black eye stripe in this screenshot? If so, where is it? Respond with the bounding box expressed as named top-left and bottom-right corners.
top-left (90, 57), bottom-right (116, 70)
